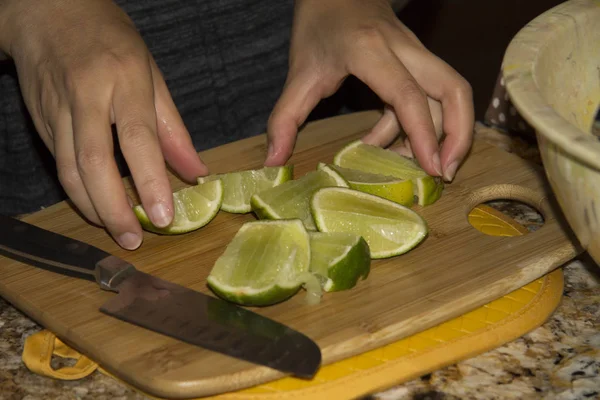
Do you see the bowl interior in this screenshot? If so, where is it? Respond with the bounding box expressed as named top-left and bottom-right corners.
top-left (503, 0), bottom-right (600, 169)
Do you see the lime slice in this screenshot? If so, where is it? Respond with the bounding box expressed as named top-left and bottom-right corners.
top-left (133, 180), bottom-right (223, 235)
top-left (311, 187), bottom-right (428, 258)
top-left (318, 163), bottom-right (415, 207)
top-left (333, 140), bottom-right (444, 206)
top-left (206, 219), bottom-right (311, 306)
top-left (309, 231), bottom-right (370, 292)
top-left (250, 165), bottom-right (348, 230)
top-left (197, 165), bottom-right (293, 213)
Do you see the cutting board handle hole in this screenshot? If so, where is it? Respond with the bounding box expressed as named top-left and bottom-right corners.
top-left (466, 184), bottom-right (546, 236)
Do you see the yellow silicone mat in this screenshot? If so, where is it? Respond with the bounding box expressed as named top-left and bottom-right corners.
top-left (21, 205), bottom-right (565, 399)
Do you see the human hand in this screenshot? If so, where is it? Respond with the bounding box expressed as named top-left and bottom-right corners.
top-left (0, 0), bottom-right (207, 249)
top-left (266, 0), bottom-right (474, 182)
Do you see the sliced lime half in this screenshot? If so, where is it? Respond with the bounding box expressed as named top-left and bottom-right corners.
top-left (250, 165), bottom-right (348, 230)
top-left (198, 165), bottom-right (293, 213)
top-left (206, 219), bottom-right (311, 306)
top-left (319, 163), bottom-right (415, 207)
top-left (133, 180), bottom-right (223, 235)
top-left (311, 187), bottom-right (428, 258)
top-left (333, 140), bottom-right (444, 206)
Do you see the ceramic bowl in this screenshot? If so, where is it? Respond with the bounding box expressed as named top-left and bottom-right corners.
top-left (503, 0), bottom-right (600, 265)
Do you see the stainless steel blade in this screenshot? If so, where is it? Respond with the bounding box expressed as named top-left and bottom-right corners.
top-left (100, 270), bottom-right (321, 378)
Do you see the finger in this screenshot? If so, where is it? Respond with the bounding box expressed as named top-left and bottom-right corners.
top-left (72, 95), bottom-right (142, 250)
top-left (362, 104), bottom-right (402, 147)
top-left (393, 46), bottom-right (474, 181)
top-left (427, 97), bottom-right (444, 140)
top-left (150, 59), bottom-right (208, 182)
top-left (389, 136), bottom-right (413, 158)
top-left (112, 59), bottom-right (175, 230)
top-left (348, 41), bottom-right (442, 177)
top-left (391, 97), bottom-right (443, 158)
top-left (52, 108), bottom-right (102, 226)
top-left (266, 70), bottom-right (341, 166)
top-left (366, 95), bottom-right (443, 151)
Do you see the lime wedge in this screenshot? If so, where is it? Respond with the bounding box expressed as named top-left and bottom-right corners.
top-left (206, 219), bottom-right (311, 306)
top-left (416, 175), bottom-right (444, 206)
top-left (197, 165), bottom-right (293, 213)
top-left (133, 180), bottom-right (223, 235)
top-left (309, 231), bottom-right (370, 292)
top-left (333, 140), bottom-right (444, 206)
top-left (318, 163), bottom-right (415, 207)
top-left (311, 187), bottom-right (428, 258)
top-left (250, 165), bottom-right (348, 230)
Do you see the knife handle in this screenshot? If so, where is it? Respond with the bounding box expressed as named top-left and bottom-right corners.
top-left (0, 214), bottom-right (136, 292)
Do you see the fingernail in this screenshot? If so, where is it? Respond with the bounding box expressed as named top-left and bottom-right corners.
top-left (265, 143), bottom-right (279, 166)
top-left (432, 152), bottom-right (443, 176)
top-left (444, 161), bottom-right (458, 182)
top-left (267, 142), bottom-right (274, 159)
top-left (118, 232), bottom-right (141, 250)
top-left (151, 202), bottom-right (172, 227)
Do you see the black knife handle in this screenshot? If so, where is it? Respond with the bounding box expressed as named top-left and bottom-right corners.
top-left (0, 214), bottom-right (136, 291)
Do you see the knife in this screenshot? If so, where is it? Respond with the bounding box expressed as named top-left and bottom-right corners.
top-left (0, 214), bottom-right (321, 378)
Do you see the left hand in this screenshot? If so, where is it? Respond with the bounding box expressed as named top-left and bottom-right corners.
top-left (265, 0), bottom-right (474, 182)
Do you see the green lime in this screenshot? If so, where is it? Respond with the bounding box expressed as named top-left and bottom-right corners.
top-left (310, 187), bottom-right (428, 259)
top-left (133, 180), bottom-right (223, 235)
top-left (250, 165), bottom-right (348, 230)
top-left (309, 231), bottom-right (371, 292)
top-left (333, 140), bottom-right (444, 206)
top-left (197, 165), bottom-right (293, 213)
top-left (319, 163), bottom-right (415, 207)
top-left (206, 219), bottom-right (311, 306)
top-left (416, 175), bottom-right (444, 206)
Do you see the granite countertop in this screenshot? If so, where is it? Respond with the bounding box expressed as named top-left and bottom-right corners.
top-left (1, 124), bottom-right (599, 400)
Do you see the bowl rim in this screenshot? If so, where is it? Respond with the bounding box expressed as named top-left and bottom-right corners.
top-left (502, 0), bottom-right (600, 170)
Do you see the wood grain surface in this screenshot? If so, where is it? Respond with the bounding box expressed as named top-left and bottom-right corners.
top-left (0, 111), bottom-right (581, 399)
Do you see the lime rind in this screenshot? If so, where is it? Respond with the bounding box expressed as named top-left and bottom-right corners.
top-left (197, 165), bottom-right (293, 213)
top-left (133, 179), bottom-right (223, 235)
top-left (250, 166), bottom-right (349, 230)
top-left (310, 187), bottom-right (428, 259)
top-left (309, 231), bottom-right (371, 292)
top-left (206, 219), bottom-right (311, 306)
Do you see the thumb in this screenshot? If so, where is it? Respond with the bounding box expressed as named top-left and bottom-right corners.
top-left (265, 71), bottom-right (340, 166)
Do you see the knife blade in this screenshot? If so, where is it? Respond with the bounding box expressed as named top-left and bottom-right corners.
top-left (0, 214), bottom-right (321, 378)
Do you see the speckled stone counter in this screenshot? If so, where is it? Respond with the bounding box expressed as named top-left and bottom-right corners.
top-left (1, 125), bottom-right (599, 400)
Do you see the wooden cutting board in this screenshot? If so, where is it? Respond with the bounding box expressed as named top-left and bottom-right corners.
top-left (0, 111), bottom-right (581, 399)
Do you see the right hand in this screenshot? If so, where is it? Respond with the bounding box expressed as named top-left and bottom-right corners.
top-left (0, 0), bottom-right (207, 250)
